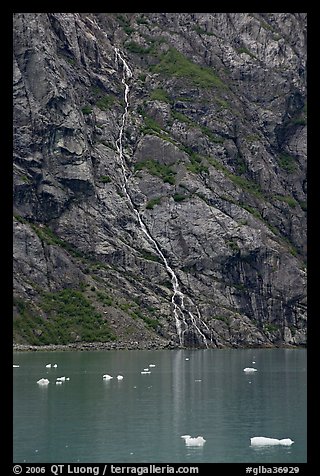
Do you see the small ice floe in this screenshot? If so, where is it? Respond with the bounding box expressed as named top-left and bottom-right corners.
top-left (141, 371), bottom-right (151, 374)
top-left (56, 376), bottom-right (66, 381)
top-left (13, 365), bottom-right (19, 368)
top-left (103, 374), bottom-right (113, 380)
top-left (37, 378), bottom-right (50, 385)
top-left (56, 381), bottom-right (63, 385)
top-left (185, 358), bottom-right (189, 361)
top-left (195, 379), bottom-right (202, 382)
top-left (252, 361), bottom-right (256, 364)
top-left (45, 364), bottom-right (52, 368)
top-left (53, 364), bottom-right (58, 368)
top-left (149, 364), bottom-right (156, 367)
top-left (143, 368), bottom-right (149, 371)
top-left (243, 367), bottom-right (258, 373)
top-left (181, 435), bottom-right (206, 446)
top-left (66, 377), bottom-right (70, 381)
top-left (117, 375), bottom-right (124, 380)
top-left (250, 437), bottom-right (294, 447)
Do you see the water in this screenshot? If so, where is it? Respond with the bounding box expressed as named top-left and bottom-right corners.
top-left (13, 348), bottom-right (307, 463)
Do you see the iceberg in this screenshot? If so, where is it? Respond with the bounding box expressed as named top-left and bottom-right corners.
top-left (181, 435), bottom-right (206, 446)
top-left (37, 378), bottom-right (50, 385)
top-left (250, 437), bottom-right (294, 446)
top-left (103, 374), bottom-right (113, 380)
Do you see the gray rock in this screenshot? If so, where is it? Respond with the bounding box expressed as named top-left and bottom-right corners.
top-left (13, 13), bottom-right (307, 348)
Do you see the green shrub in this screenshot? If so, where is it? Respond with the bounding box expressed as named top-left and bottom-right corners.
top-left (173, 193), bottom-right (187, 202)
top-left (100, 175), bottom-right (111, 183)
top-left (126, 41), bottom-right (151, 54)
top-left (31, 224), bottom-right (85, 259)
top-left (130, 309), bottom-right (160, 330)
top-left (82, 106), bottom-right (93, 115)
top-left (152, 47), bottom-right (225, 89)
top-left (13, 290), bottom-right (116, 345)
top-left (146, 197), bottom-right (162, 209)
top-left (186, 153), bottom-right (209, 175)
top-left (278, 154), bottom-right (297, 173)
top-left (136, 15), bottom-right (148, 25)
top-left (141, 115), bottom-right (164, 135)
top-left (264, 323), bottom-right (280, 333)
top-left (116, 14), bottom-right (134, 35)
top-left (150, 88), bottom-right (172, 103)
top-left (135, 159), bottom-right (176, 185)
top-left (96, 95), bottom-right (115, 111)
top-left (96, 290), bottom-right (113, 306)
top-left (139, 250), bottom-right (161, 262)
top-left (236, 47), bottom-right (257, 59)
top-left (274, 195), bottom-right (298, 208)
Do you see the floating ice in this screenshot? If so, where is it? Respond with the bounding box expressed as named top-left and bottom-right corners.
top-left (243, 367), bottom-right (258, 372)
top-left (149, 364), bottom-right (156, 367)
top-left (103, 374), bottom-right (113, 380)
top-left (13, 365), bottom-right (19, 368)
top-left (117, 375), bottom-right (124, 380)
top-left (45, 364), bottom-right (51, 368)
top-left (141, 371), bottom-right (151, 374)
top-left (181, 435), bottom-right (206, 446)
top-left (143, 368), bottom-right (149, 371)
top-left (56, 376), bottom-right (66, 381)
top-left (53, 364), bottom-right (58, 368)
top-left (250, 437), bottom-right (294, 446)
top-left (185, 358), bottom-right (189, 361)
top-left (37, 378), bottom-right (49, 385)
top-left (56, 381), bottom-right (62, 385)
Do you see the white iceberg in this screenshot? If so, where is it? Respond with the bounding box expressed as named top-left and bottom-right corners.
top-left (141, 371), bottom-right (151, 374)
top-left (117, 375), bottom-right (124, 380)
top-left (45, 364), bottom-right (51, 368)
top-left (56, 376), bottom-right (66, 381)
top-left (250, 437), bottom-right (294, 446)
top-left (243, 367), bottom-right (258, 372)
top-left (149, 364), bottom-right (156, 367)
top-left (181, 435), bottom-right (206, 446)
top-left (37, 378), bottom-right (50, 385)
top-left (13, 365), bottom-right (19, 368)
top-left (103, 374), bottom-right (113, 380)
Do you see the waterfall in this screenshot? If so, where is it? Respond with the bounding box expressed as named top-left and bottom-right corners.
top-left (114, 47), bottom-right (210, 348)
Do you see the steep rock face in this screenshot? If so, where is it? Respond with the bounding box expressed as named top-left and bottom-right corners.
top-left (13, 12), bottom-right (307, 348)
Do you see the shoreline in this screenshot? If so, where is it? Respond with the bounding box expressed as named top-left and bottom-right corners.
top-left (13, 340), bottom-right (305, 352)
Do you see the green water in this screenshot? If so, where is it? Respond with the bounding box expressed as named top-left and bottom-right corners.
top-left (13, 348), bottom-right (307, 463)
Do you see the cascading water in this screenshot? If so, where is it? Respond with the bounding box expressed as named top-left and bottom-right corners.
top-left (114, 47), bottom-right (211, 348)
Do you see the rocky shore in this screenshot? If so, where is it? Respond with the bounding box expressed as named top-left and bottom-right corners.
top-left (13, 339), bottom-right (303, 352)
top-left (13, 339), bottom-right (178, 352)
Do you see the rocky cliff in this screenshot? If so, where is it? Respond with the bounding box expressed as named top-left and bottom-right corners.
top-left (13, 12), bottom-right (307, 348)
